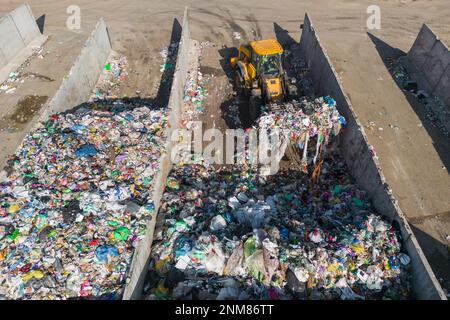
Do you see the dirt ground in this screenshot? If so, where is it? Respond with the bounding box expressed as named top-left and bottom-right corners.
top-left (0, 0), bottom-right (449, 293)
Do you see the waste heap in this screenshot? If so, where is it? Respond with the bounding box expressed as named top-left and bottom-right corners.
top-left (92, 55), bottom-right (128, 100)
top-left (255, 96), bottom-right (346, 173)
top-left (144, 155), bottom-right (411, 300)
top-left (0, 101), bottom-right (167, 299)
top-left (182, 71), bottom-right (207, 128)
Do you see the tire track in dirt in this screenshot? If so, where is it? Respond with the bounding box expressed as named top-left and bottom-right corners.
top-left (195, 7), bottom-right (249, 45)
top-left (245, 12), bottom-right (262, 40)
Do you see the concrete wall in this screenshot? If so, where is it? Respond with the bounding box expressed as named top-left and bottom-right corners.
top-left (0, 3), bottom-right (46, 81)
top-left (38, 18), bottom-right (112, 121)
top-left (122, 7), bottom-right (190, 300)
top-left (409, 24), bottom-right (450, 108)
top-left (300, 13), bottom-right (446, 300)
top-left (0, 18), bottom-right (111, 183)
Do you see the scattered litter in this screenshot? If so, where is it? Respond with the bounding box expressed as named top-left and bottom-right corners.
top-left (233, 32), bottom-right (242, 40)
top-left (91, 55), bottom-right (128, 100)
top-left (0, 46), bottom-right (47, 94)
top-left (182, 70), bottom-right (208, 126)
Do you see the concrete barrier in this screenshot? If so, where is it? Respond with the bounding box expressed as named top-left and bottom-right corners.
top-left (122, 7), bottom-right (190, 300)
top-left (409, 24), bottom-right (450, 107)
top-left (300, 13), bottom-right (446, 300)
top-left (0, 18), bottom-right (111, 183)
top-left (38, 18), bottom-right (112, 121)
top-left (0, 3), bottom-right (47, 83)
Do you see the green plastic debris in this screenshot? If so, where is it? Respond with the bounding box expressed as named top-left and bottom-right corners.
top-left (113, 226), bottom-right (130, 241)
top-left (160, 63), bottom-right (173, 71)
top-left (333, 185), bottom-right (342, 194)
top-left (47, 230), bottom-right (57, 238)
top-left (244, 236), bottom-right (257, 259)
top-left (9, 229), bottom-right (19, 241)
top-left (108, 220), bottom-right (120, 227)
top-left (284, 193), bottom-right (293, 201)
top-left (174, 220), bottom-right (189, 232)
top-left (245, 249), bottom-right (266, 282)
top-left (111, 170), bottom-right (120, 178)
top-left (352, 197), bottom-right (364, 207)
top-left (143, 177), bottom-right (152, 187)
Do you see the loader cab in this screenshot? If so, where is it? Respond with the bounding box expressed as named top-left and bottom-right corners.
top-left (231, 39), bottom-right (293, 124)
top-left (231, 39), bottom-right (284, 85)
top-left (252, 51), bottom-right (283, 78)
top-left (250, 39), bottom-right (284, 78)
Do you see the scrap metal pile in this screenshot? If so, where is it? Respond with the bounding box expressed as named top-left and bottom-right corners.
top-left (144, 157), bottom-right (411, 300)
top-left (0, 101), bottom-right (167, 299)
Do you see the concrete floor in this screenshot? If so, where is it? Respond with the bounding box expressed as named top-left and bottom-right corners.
top-left (0, 0), bottom-right (449, 292)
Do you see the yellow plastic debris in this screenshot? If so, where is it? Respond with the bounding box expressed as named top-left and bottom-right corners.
top-left (8, 204), bottom-right (20, 214)
top-left (22, 270), bottom-right (45, 282)
top-left (351, 243), bottom-right (365, 255)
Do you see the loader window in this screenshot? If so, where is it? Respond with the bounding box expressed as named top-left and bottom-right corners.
top-left (252, 51), bottom-right (258, 66)
top-left (256, 53), bottom-right (281, 77)
top-left (240, 46), bottom-right (251, 62)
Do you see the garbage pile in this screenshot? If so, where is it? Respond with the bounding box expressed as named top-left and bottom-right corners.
top-left (182, 71), bottom-right (207, 127)
top-left (256, 96), bottom-right (346, 172)
top-left (388, 58), bottom-right (449, 137)
top-left (91, 55), bottom-right (128, 100)
top-left (144, 156), bottom-right (411, 300)
top-left (221, 96), bottom-right (243, 129)
top-left (0, 101), bottom-right (168, 299)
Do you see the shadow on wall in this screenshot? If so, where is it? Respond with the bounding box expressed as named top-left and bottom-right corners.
top-left (274, 22), bottom-right (297, 48)
top-left (274, 22), bottom-right (303, 89)
top-left (410, 224), bottom-right (450, 292)
top-left (367, 32), bottom-right (450, 175)
top-left (155, 18), bottom-right (182, 107)
top-left (36, 14), bottom-right (45, 34)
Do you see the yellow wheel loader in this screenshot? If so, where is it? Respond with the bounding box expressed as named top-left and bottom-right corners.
top-left (230, 39), bottom-right (297, 122)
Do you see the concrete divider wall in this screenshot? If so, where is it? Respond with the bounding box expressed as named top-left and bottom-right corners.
top-left (38, 18), bottom-right (112, 122)
top-left (0, 18), bottom-right (111, 183)
top-left (300, 13), bottom-right (446, 300)
top-left (9, 3), bottom-right (41, 44)
top-left (0, 3), bottom-right (42, 68)
top-left (408, 24), bottom-right (450, 107)
top-left (123, 7), bottom-right (190, 300)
